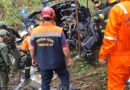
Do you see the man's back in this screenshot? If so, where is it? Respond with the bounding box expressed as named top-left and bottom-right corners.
top-left (31, 22), bottom-right (66, 70)
top-left (30, 7), bottom-right (72, 90)
top-left (104, 1), bottom-right (130, 53)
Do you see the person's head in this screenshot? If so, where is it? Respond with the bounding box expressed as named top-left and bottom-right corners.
top-left (19, 30), bottom-right (29, 39)
top-left (94, 0), bottom-right (99, 4)
top-left (0, 22), bottom-right (7, 29)
top-left (41, 7), bottom-right (55, 22)
top-left (93, 1), bottom-right (100, 8)
top-left (0, 29), bottom-right (9, 42)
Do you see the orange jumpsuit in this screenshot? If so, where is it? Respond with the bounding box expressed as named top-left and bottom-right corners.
top-left (99, 1), bottom-right (130, 90)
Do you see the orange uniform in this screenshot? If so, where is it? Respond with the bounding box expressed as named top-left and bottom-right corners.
top-left (99, 0), bottom-right (130, 90)
top-left (21, 35), bottom-right (31, 53)
top-left (21, 35), bottom-right (32, 79)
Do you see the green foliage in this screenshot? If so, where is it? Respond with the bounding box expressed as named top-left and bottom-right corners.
top-left (0, 0), bottom-right (41, 25)
top-left (0, 0), bottom-right (106, 26)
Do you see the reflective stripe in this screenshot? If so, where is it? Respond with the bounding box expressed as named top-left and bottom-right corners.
top-left (25, 67), bottom-right (30, 69)
top-left (104, 36), bottom-right (117, 40)
top-left (117, 4), bottom-right (128, 14)
top-left (104, 19), bottom-right (108, 23)
top-left (31, 32), bottom-right (61, 40)
top-left (101, 29), bottom-right (105, 33)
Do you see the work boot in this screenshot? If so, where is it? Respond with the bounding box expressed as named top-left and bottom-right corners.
top-left (25, 68), bottom-right (30, 79)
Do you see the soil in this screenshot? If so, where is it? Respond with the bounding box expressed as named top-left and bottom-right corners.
top-left (8, 61), bottom-right (108, 90)
top-left (51, 61), bottom-right (107, 90)
top-left (8, 61), bottom-right (130, 90)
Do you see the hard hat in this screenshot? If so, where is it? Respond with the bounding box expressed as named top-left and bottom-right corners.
top-left (41, 7), bottom-right (55, 19)
top-left (108, 0), bottom-right (118, 3)
top-left (19, 30), bottom-right (29, 38)
top-left (0, 22), bottom-right (7, 29)
top-left (0, 29), bottom-right (9, 36)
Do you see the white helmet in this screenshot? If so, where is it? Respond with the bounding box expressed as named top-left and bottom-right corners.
top-left (19, 30), bottom-right (29, 38)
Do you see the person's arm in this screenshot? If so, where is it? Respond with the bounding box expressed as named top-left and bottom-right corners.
top-left (30, 34), bottom-right (36, 65)
top-left (62, 46), bottom-right (73, 66)
top-left (30, 45), bottom-right (36, 65)
top-left (61, 32), bottom-right (73, 66)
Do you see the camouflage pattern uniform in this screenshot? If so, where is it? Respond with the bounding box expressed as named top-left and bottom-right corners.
top-left (0, 29), bottom-right (11, 90)
top-left (0, 22), bottom-right (21, 69)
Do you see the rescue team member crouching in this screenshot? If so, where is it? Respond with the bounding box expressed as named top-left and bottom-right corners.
top-left (99, 0), bottom-right (130, 90)
top-left (30, 7), bottom-right (73, 90)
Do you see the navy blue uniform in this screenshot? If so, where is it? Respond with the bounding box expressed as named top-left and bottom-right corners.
top-left (30, 22), bottom-right (69, 90)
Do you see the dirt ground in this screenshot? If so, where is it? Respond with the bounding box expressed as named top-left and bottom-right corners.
top-left (8, 60), bottom-right (130, 90)
top-left (8, 60), bottom-right (107, 90)
top-left (51, 61), bottom-right (107, 90)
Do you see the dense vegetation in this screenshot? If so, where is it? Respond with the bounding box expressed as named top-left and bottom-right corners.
top-left (0, 0), bottom-right (105, 25)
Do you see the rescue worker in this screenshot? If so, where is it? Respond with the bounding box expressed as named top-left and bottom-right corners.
top-left (93, 1), bottom-right (103, 16)
top-left (93, 0), bottom-right (106, 16)
top-left (0, 22), bottom-right (21, 38)
top-left (93, 0), bottom-right (119, 41)
top-left (0, 22), bottom-right (21, 70)
top-left (99, 0), bottom-right (130, 90)
top-left (30, 7), bottom-right (73, 90)
top-left (93, 0), bottom-right (107, 42)
top-left (0, 29), bottom-right (12, 90)
top-left (21, 30), bottom-right (32, 80)
top-left (103, 0), bottom-right (119, 20)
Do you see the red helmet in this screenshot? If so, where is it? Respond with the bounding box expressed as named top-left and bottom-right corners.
top-left (120, 0), bottom-right (130, 1)
top-left (41, 7), bottom-right (55, 19)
